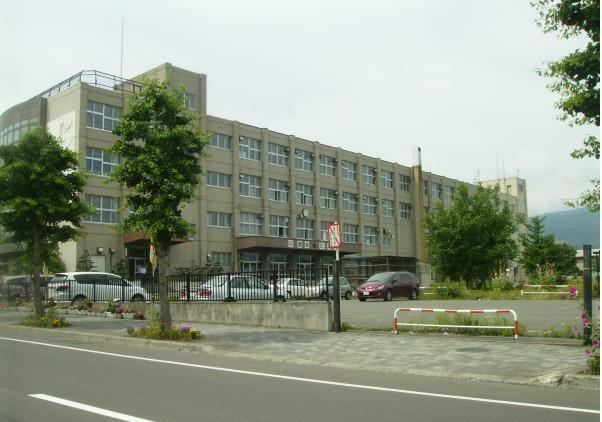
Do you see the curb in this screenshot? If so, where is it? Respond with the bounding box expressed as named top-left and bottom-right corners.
top-left (0, 323), bottom-right (598, 391)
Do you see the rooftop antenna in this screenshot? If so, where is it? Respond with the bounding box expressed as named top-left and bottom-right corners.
top-left (120, 18), bottom-right (124, 79)
top-left (474, 169), bottom-right (481, 184)
top-left (496, 152), bottom-right (500, 187)
top-left (502, 160), bottom-right (507, 193)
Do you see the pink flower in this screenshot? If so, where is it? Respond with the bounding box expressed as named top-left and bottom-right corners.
top-left (592, 340), bottom-right (600, 349)
top-left (585, 350), bottom-right (593, 358)
top-left (581, 314), bottom-right (591, 326)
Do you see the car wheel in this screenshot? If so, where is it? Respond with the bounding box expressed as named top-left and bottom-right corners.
top-left (319, 291), bottom-right (328, 300)
top-left (71, 295), bottom-right (86, 306)
top-left (344, 291), bottom-right (352, 300)
top-left (131, 294), bottom-right (145, 302)
top-left (384, 289), bottom-right (393, 302)
top-left (358, 297), bottom-right (367, 302)
top-left (287, 291), bottom-right (292, 299)
top-left (409, 289), bottom-right (418, 300)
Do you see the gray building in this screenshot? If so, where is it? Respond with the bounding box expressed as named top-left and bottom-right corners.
top-left (0, 63), bottom-right (528, 284)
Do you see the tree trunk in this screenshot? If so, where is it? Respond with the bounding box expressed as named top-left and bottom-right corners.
top-left (31, 228), bottom-right (44, 318)
top-left (157, 241), bottom-right (172, 330)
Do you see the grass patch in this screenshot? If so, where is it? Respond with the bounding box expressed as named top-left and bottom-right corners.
top-left (20, 308), bottom-right (70, 328)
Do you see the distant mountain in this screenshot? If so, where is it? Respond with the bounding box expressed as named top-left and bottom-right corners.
top-left (535, 208), bottom-right (600, 249)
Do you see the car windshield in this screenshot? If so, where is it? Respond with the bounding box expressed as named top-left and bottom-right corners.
top-left (367, 272), bottom-right (394, 282)
top-left (50, 275), bottom-right (68, 283)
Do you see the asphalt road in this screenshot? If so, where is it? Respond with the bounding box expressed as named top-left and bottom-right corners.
top-left (0, 330), bottom-right (599, 422)
top-left (341, 299), bottom-right (599, 331)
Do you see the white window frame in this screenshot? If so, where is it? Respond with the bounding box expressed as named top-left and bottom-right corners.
top-left (207, 171), bottom-right (232, 188)
top-left (342, 192), bottom-right (358, 212)
top-left (269, 215), bottom-right (289, 238)
top-left (269, 179), bottom-right (289, 203)
top-left (381, 170), bottom-right (393, 189)
top-left (320, 221), bottom-right (334, 241)
top-left (86, 100), bottom-right (121, 132)
top-left (84, 194), bottom-right (118, 224)
top-left (320, 187), bottom-right (337, 209)
top-left (362, 165), bottom-right (377, 185)
top-left (184, 92), bottom-right (197, 110)
top-left (399, 174), bottom-right (411, 192)
top-left (400, 202), bottom-right (411, 220)
top-left (382, 199), bottom-right (394, 217)
top-left (209, 133), bottom-right (232, 150)
top-left (239, 136), bottom-right (261, 161)
top-left (268, 143), bottom-right (289, 167)
top-left (319, 155), bottom-right (336, 177)
top-left (296, 218), bottom-right (314, 240)
top-left (341, 160), bottom-right (357, 181)
top-left (364, 226), bottom-right (378, 245)
top-left (239, 174), bottom-right (262, 198)
top-left (445, 185), bottom-right (455, 201)
top-left (240, 252), bottom-right (261, 272)
top-left (343, 223), bottom-right (358, 244)
top-left (240, 212), bottom-right (263, 235)
top-left (207, 211), bottom-right (232, 228)
top-left (85, 146), bottom-right (119, 177)
top-left (295, 149), bottom-right (313, 172)
top-left (295, 183), bottom-right (314, 206)
top-left (211, 252), bottom-right (233, 268)
top-left (432, 182), bottom-right (442, 199)
top-left (363, 195), bottom-right (378, 215)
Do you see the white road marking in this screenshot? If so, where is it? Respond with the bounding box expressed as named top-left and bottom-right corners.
top-left (29, 394), bottom-right (157, 422)
top-left (2, 336), bottom-right (598, 415)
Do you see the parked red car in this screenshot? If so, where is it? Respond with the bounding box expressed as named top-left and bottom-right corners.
top-left (356, 271), bottom-right (420, 301)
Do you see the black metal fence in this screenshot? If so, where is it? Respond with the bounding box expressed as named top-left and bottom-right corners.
top-left (1, 268), bottom-right (345, 304)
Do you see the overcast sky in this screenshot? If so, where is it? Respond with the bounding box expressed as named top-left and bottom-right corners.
top-left (1, 0), bottom-right (599, 215)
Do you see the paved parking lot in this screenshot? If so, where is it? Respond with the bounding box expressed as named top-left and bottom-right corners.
top-left (341, 299), bottom-right (599, 332)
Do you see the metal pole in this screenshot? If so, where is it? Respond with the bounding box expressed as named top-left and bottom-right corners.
top-left (583, 244), bottom-right (593, 345)
top-left (333, 248), bottom-right (341, 332)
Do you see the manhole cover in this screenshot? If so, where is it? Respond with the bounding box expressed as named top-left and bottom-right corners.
top-left (455, 347), bottom-right (490, 353)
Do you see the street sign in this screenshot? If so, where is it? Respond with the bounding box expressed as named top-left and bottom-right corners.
top-left (328, 223), bottom-right (343, 249)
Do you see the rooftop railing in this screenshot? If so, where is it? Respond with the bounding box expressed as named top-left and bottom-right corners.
top-left (39, 70), bottom-right (143, 99)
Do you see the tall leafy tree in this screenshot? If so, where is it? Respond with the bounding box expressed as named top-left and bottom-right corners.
top-left (520, 216), bottom-right (579, 278)
top-left (76, 249), bottom-right (95, 271)
top-left (110, 79), bottom-right (208, 330)
top-left (0, 127), bottom-right (89, 317)
top-left (533, 0), bottom-right (600, 211)
top-left (424, 185), bottom-right (520, 288)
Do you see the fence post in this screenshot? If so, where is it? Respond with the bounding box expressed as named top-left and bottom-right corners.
top-left (186, 274), bottom-right (191, 302)
top-left (225, 272), bottom-right (234, 302)
top-left (272, 271), bottom-right (279, 302)
top-left (324, 267), bottom-right (329, 302)
top-left (583, 244), bottom-right (593, 345)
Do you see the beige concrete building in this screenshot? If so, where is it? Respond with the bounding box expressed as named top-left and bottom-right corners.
top-left (0, 63), bottom-right (528, 283)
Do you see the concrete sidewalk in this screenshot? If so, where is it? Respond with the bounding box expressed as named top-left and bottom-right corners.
top-left (0, 311), bottom-right (598, 391)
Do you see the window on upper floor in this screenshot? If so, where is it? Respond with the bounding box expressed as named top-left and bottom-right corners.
top-left (362, 165), bottom-right (377, 185)
top-left (86, 100), bottom-right (121, 132)
top-left (341, 160), bottom-right (357, 181)
top-left (382, 199), bottom-right (394, 217)
top-left (364, 226), bottom-right (378, 245)
top-left (432, 182), bottom-right (442, 199)
top-left (240, 212), bottom-right (263, 235)
top-left (363, 195), bottom-right (378, 215)
top-left (184, 92), bottom-right (197, 110)
top-left (207, 211), bottom-right (232, 228)
top-left (445, 185), bottom-right (455, 201)
top-left (320, 188), bottom-right (337, 209)
top-left (381, 170), bottom-right (393, 188)
top-left (399, 174), bottom-right (411, 192)
top-left (342, 192), bottom-right (358, 212)
top-left (400, 202), bottom-right (411, 220)
top-left (239, 136), bottom-right (261, 161)
top-left (84, 194), bottom-right (118, 224)
top-left (343, 223), bottom-right (358, 244)
top-left (207, 171), bottom-right (232, 188)
top-left (269, 215), bottom-right (289, 238)
top-left (85, 146), bottom-right (119, 177)
top-left (320, 221), bottom-right (335, 241)
top-left (268, 143), bottom-right (289, 167)
top-left (295, 183), bottom-right (314, 206)
top-left (269, 179), bottom-right (289, 202)
top-left (295, 149), bottom-right (313, 171)
top-left (209, 133), bottom-right (232, 150)
top-left (296, 218), bottom-right (314, 240)
top-left (239, 174), bottom-right (261, 198)
top-left (319, 155), bottom-right (336, 177)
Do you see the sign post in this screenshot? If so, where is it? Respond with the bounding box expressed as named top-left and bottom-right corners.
top-left (328, 222), bottom-right (343, 332)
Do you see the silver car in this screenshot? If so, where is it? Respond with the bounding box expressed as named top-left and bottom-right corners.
top-left (47, 272), bottom-right (151, 303)
top-left (275, 277), bottom-right (307, 299)
top-left (305, 276), bottom-right (354, 300)
top-left (189, 274), bottom-right (278, 301)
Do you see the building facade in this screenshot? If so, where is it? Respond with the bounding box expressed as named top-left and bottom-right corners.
top-left (0, 64), bottom-right (528, 283)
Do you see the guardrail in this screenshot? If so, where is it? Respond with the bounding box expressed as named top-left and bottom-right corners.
top-left (393, 307), bottom-right (519, 339)
top-left (520, 284), bottom-right (578, 297)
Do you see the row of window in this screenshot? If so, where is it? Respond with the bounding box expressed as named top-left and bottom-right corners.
top-left (212, 211), bottom-right (393, 245)
top-left (424, 180), bottom-right (455, 201)
top-left (209, 133), bottom-right (414, 190)
top-left (0, 117), bottom-right (40, 146)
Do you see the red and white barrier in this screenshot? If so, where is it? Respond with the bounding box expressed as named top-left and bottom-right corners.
top-left (393, 307), bottom-right (519, 339)
top-left (520, 284), bottom-right (578, 297)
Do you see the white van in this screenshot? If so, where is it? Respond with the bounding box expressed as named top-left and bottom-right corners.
top-left (46, 272), bottom-right (151, 303)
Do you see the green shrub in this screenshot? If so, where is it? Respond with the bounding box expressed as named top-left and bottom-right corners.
top-left (489, 276), bottom-right (516, 291)
top-left (434, 282), bottom-right (466, 299)
top-left (396, 313), bottom-right (526, 337)
top-left (126, 322), bottom-right (205, 341)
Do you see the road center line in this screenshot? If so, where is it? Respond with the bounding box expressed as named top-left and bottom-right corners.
top-left (29, 394), bottom-right (157, 422)
top-left (2, 336), bottom-right (598, 415)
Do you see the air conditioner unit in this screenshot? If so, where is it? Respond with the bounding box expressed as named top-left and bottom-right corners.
top-left (284, 182), bottom-right (290, 188)
top-left (354, 194), bottom-right (359, 200)
top-left (284, 147), bottom-right (290, 153)
top-left (239, 174), bottom-right (245, 180)
top-left (239, 136), bottom-right (244, 141)
top-left (383, 228), bottom-right (391, 235)
top-left (332, 158), bottom-right (338, 164)
top-left (333, 191), bottom-right (339, 197)
top-left (363, 195), bottom-right (368, 200)
top-left (310, 153), bottom-right (315, 158)
top-left (257, 214), bottom-right (264, 219)
top-left (372, 168), bottom-right (378, 175)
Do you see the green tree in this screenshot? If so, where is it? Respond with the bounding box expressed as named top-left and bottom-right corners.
top-left (520, 216), bottom-right (579, 280)
top-left (424, 185), bottom-right (520, 288)
top-left (110, 79), bottom-right (208, 330)
top-left (533, 0), bottom-right (600, 211)
top-left (76, 249), bottom-right (95, 271)
top-left (0, 127), bottom-right (90, 317)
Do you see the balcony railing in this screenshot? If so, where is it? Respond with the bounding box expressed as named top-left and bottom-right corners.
top-left (39, 70), bottom-right (143, 99)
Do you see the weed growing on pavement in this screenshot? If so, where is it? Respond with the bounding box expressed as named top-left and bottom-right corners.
top-left (582, 307), bottom-right (600, 375)
top-left (20, 308), bottom-right (70, 328)
top-left (541, 323), bottom-right (582, 339)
